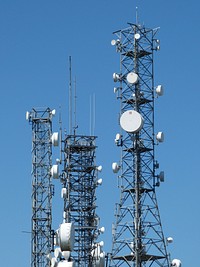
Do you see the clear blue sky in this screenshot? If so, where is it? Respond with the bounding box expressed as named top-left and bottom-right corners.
top-left (0, 0), bottom-right (199, 266)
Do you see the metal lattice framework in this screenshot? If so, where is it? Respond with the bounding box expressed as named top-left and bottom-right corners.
top-left (29, 107), bottom-right (54, 267)
top-left (61, 134), bottom-right (101, 267)
top-left (109, 23), bottom-right (170, 267)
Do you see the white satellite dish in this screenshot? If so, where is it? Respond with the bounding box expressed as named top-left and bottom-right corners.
top-left (99, 241), bottom-right (104, 247)
top-left (167, 237), bottom-right (173, 243)
top-left (126, 72), bottom-right (139, 84)
top-left (56, 158), bottom-right (60, 164)
top-left (156, 45), bottom-right (160, 51)
top-left (120, 110), bottom-right (144, 133)
top-left (115, 133), bottom-right (121, 141)
top-left (100, 252), bottom-right (105, 258)
top-left (51, 165), bottom-right (59, 179)
top-left (156, 85), bottom-right (164, 96)
top-left (59, 223), bottom-right (75, 251)
top-left (156, 132), bottom-right (164, 142)
top-left (112, 162), bottom-right (120, 173)
top-left (97, 178), bottom-right (103, 185)
top-left (61, 188), bottom-right (67, 199)
top-left (111, 39), bottom-right (120, 46)
top-left (99, 226), bottom-right (105, 233)
top-left (96, 165), bottom-right (103, 172)
top-left (134, 33), bottom-right (141, 40)
top-left (51, 109), bottom-right (56, 116)
top-left (113, 87), bottom-right (118, 93)
top-left (113, 73), bottom-right (120, 82)
top-left (111, 39), bottom-right (116, 46)
top-left (171, 259), bottom-right (181, 267)
top-left (51, 132), bottom-right (59, 146)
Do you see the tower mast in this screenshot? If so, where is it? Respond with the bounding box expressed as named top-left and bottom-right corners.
top-left (110, 21), bottom-right (169, 267)
top-left (27, 107), bottom-right (55, 267)
top-left (49, 59), bottom-right (105, 267)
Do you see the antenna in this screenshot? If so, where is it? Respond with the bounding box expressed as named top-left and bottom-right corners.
top-left (93, 94), bottom-right (96, 135)
top-left (69, 57), bottom-right (78, 136)
top-left (59, 106), bottom-right (62, 163)
top-left (73, 76), bottom-right (78, 135)
top-left (136, 6), bottom-right (138, 24)
top-left (90, 95), bottom-right (92, 136)
top-left (90, 94), bottom-right (96, 136)
top-left (69, 56), bottom-right (72, 135)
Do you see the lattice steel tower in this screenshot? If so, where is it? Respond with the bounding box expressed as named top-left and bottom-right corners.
top-left (109, 23), bottom-right (170, 267)
top-left (58, 133), bottom-right (105, 267)
top-left (50, 134), bottom-right (105, 267)
top-left (27, 107), bottom-right (55, 267)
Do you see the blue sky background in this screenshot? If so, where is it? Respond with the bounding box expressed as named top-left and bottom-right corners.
top-left (0, 0), bottom-right (199, 266)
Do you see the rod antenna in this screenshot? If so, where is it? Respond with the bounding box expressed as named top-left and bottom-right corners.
top-left (59, 105), bottom-right (62, 163)
top-left (93, 94), bottom-right (96, 135)
top-left (73, 76), bottom-right (78, 135)
top-left (90, 94), bottom-right (96, 136)
top-left (136, 6), bottom-right (138, 24)
top-left (69, 56), bottom-right (72, 135)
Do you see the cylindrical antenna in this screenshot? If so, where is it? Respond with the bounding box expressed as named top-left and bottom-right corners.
top-left (136, 6), bottom-right (138, 24)
top-left (90, 95), bottom-right (92, 136)
top-left (90, 94), bottom-right (96, 136)
top-left (74, 76), bottom-right (77, 135)
top-left (69, 56), bottom-right (72, 135)
top-left (93, 93), bottom-right (96, 135)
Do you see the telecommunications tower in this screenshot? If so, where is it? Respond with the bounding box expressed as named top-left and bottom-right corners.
top-left (109, 22), bottom-right (171, 267)
top-left (26, 107), bottom-right (56, 267)
top-left (50, 130), bottom-right (106, 267)
top-left (49, 58), bottom-right (105, 267)
top-left (55, 133), bottom-right (105, 267)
